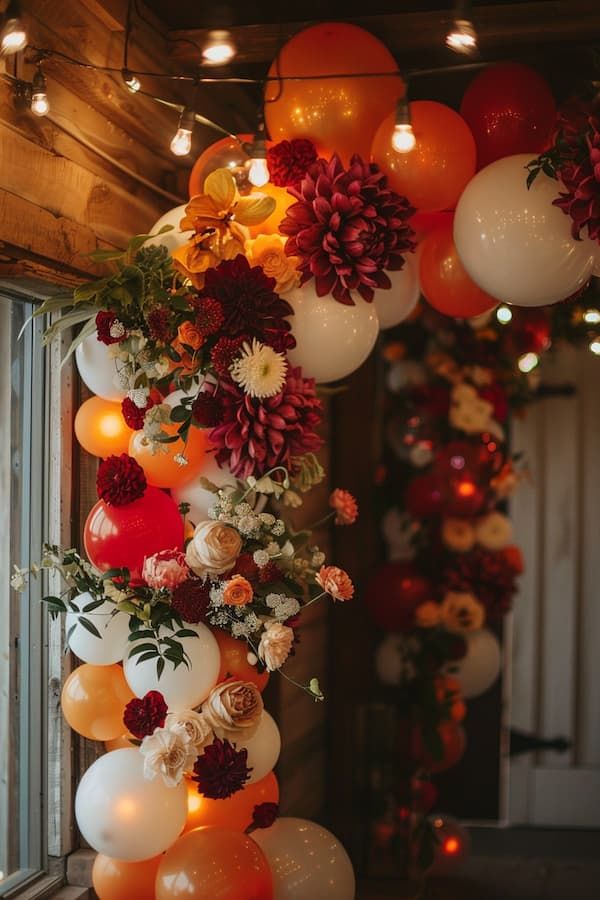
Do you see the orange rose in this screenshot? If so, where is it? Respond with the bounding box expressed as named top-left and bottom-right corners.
top-left (504, 544), bottom-right (525, 574)
top-left (222, 575), bottom-right (254, 607)
top-left (177, 321), bottom-right (203, 351)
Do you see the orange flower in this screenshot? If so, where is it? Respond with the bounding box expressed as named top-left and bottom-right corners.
top-left (415, 601), bottom-right (441, 628)
top-left (245, 234), bottom-right (300, 295)
top-left (222, 575), bottom-right (254, 607)
top-left (329, 488), bottom-right (359, 526)
top-left (503, 545), bottom-right (525, 575)
top-left (177, 321), bottom-right (204, 351)
top-left (435, 675), bottom-right (467, 723)
top-left (316, 565), bottom-right (354, 602)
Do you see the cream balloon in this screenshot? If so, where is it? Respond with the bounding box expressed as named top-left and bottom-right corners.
top-left (144, 204), bottom-right (193, 254)
top-left (75, 748), bottom-right (187, 861)
top-left (238, 711), bottom-right (281, 784)
top-left (591, 240), bottom-right (600, 278)
top-left (453, 154), bottom-right (595, 307)
top-left (253, 817), bottom-right (355, 900)
top-left (124, 622), bottom-right (220, 709)
top-left (285, 283), bottom-right (379, 383)
top-left (75, 331), bottom-right (127, 402)
top-left (375, 634), bottom-right (413, 687)
top-left (171, 452), bottom-right (237, 523)
top-left (373, 258), bottom-right (420, 330)
top-left (65, 592), bottom-right (130, 666)
top-left (448, 628), bottom-right (501, 699)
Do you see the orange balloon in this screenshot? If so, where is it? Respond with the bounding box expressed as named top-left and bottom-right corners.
top-left (61, 664), bottom-right (134, 742)
top-left (213, 628), bottom-right (269, 692)
top-left (184, 772), bottom-right (279, 833)
top-left (74, 396), bottom-right (131, 459)
top-left (419, 220), bottom-right (498, 318)
top-left (129, 422), bottom-right (209, 489)
top-left (411, 720), bottom-right (467, 774)
top-left (104, 733), bottom-right (134, 751)
top-left (155, 827), bottom-right (273, 899)
top-left (265, 22), bottom-right (403, 164)
top-left (371, 101), bottom-right (476, 212)
top-left (92, 853), bottom-right (162, 900)
top-left (248, 183), bottom-right (294, 237)
top-left (189, 133), bottom-right (254, 197)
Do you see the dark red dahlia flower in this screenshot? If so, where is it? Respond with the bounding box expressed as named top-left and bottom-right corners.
top-left (121, 396), bottom-right (155, 431)
top-left (96, 310), bottom-right (126, 345)
top-left (210, 336), bottom-right (247, 378)
top-left (249, 801), bottom-right (279, 831)
top-left (192, 737), bottom-right (251, 799)
top-left (230, 553), bottom-right (260, 583)
top-left (198, 256), bottom-right (295, 350)
top-left (191, 393), bottom-right (222, 427)
top-left (123, 690), bottom-right (167, 739)
top-left (442, 547), bottom-right (518, 619)
top-left (280, 153), bottom-right (416, 305)
top-left (96, 453), bottom-right (147, 506)
top-left (259, 561), bottom-right (283, 584)
top-left (548, 105), bottom-right (600, 242)
top-left (171, 578), bottom-right (211, 623)
top-left (193, 296), bottom-right (225, 337)
top-left (267, 139), bottom-right (317, 187)
top-left (147, 306), bottom-right (175, 343)
top-left (207, 367), bottom-right (323, 479)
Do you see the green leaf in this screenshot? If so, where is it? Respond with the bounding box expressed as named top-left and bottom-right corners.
top-left (60, 315), bottom-right (97, 368)
top-left (156, 657), bottom-right (165, 680)
top-left (82, 597), bottom-right (106, 613)
top-left (44, 596), bottom-right (67, 614)
top-left (78, 617), bottom-right (102, 639)
top-left (101, 568), bottom-right (130, 581)
top-left (169, 405), bottom-right (190, 423)
top-left (175, 629), bottom-right (199, 639)
top-left (128, 642), bottom-right (159, 657)
top-left (136, 651), bottom-right (159, 664)
top-left (128, 629), bottom-right (156, 642)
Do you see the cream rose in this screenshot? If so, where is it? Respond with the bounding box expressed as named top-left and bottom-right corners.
top-left (441, 591), bottom-right (485, 633)
top-left (441, 518), bottom-right (476, 553)
top-left (202, 680), bottom-right (263, 739)
top-left (185, 520), bottom-right (242, 578)
top-left (165, 709), bottom-right (213, 757)
top-left (140, 726), bottom-right (197, 787)
top-left (258, 621), bottom-right (295, 672)
top-left (475, 511), bottom-right (513, 550)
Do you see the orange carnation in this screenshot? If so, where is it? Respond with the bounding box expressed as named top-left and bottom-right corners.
top-left (177, 321), bottom-right (204, 351)
top-left (329, 488), bottom-right (359, 526)
top-left (316, 565), bottom-right (354, 602)
top-left (222, 575), bottom-right (254, 607)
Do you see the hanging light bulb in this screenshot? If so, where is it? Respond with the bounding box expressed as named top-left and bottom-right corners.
top-left (446, 0), bottom-right (478, 55)
top-left (30, 65), bottom-right (49, 117)
top-left (202, 29), bottom-right (236, 66)
top-left (518, 352), bottom-right (539, 374)
top-left (391, 95), bottom-right (416, 154)
top-left (248, 113), bottom-right (270, 187)
top-left (1, 0), bottom-right (27, 54)
top-left (170, 107), bottom-right (195, 157)
top-left (589, 338), bottom-right (600, 355)
top-left (496, 304), bottom-right (513, 324)
top-left (583, 307), bottom-right (600, 325)
top-left (122, 68), bottom-right (141, 93)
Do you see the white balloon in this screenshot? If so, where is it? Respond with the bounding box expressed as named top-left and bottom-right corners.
top-left (375, 633), bottom-right (414, 687)
top-left (238, 711), bottom-right (281, 783)
top-left (373, 257), bottom-right (420, 329)
top-left (65, 592), bottom-right (130, 666)
top-left (591, 241), bottom-right (600, 278)
top-left (285, 283), bottom-right (379, 383)
top-left (449, 628), bottom-right (501, 699)
top-left (124, 622), bottom-right (220, 709)
top-left (75, 748), bottom-right (187, 861)
top-left (145, 204), bottom-right (193, 254)
top-left (454, 154), bottom-right (595, 307)
top-left (172, 452), bottom-right (237, 523)
top-left (253, 817), bottom-right (355, 900)
top-left (75, 331), bottom-right (127, 402)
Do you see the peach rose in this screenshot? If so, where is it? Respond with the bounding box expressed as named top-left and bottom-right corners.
top-left (475, 511), bottom-right (513, 550)
top-left (258, 621), bottom-right (294, 672)
top-left (142, 549), bottom-right (190, 590)
top-left (177, 320), bottom-right (204, 351)
top-left (441, 591), bottom-right (485, 633)
top-left (185, 520), bottom-right (242, 578)
top-left (222, 575), bottom-right (254, 607)
top-left (202, 680), bottom-right (263, 739)
top-left (315, 565), bottom-right (354, 602)
top-left (415, 601), bottom-right (442, 628)
top-left (441, 518), bottom-right (476, 553)
top-left (246, 234), bottom-right (300, 295)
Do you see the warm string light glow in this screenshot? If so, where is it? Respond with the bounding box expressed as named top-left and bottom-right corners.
top-left (170, 107), bottom-right (195, 157)
top-left (589, 339), bottom-right (600, 355)
top-left (202, 29), bottom-right (236, 66)
top-left (0, 0), bottom-right (27, 55)
top-left (122, 68), bottom-right (141, 93)
top-left (392, 96), bottom-right (416, 154)
top-left (446, 1), bottom-right (478, 55)
top-left (583, 307), bottom-right (600, 324)
top-left (518, 351), bottom-right (539, 373)
top-left (247, 115), bottom-right (270, 186)
top-left (30, 65), bottom-right (49, 117)
top-left (496, 304), bottom-right (513, 324)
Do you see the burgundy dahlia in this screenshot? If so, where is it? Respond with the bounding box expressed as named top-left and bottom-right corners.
top-left (210, 336), bottom-right (246, 378)
top-left (192, 737), bottom-right (251, 799)
top-left (171, 578), bottom-right (211, 623)
top-left (121, 395), bottom-right (154, 430)
top-left (442, 547), bottom-right (518, 619)
top-left (147, 306), bottom-right (175, 342)
top-left (267, 138), bottom-right (317, 187)
top-left (191, 393), bottom-right (222, 427)
top-left (280, 153), bottom-right (416, 305)
top-left (96, 310), bottom-right (126, 345)
top-left (96, 453), bottom-right (147, 506)
top-left (193, 296), bottom-right (225, 337)
top-left (259, 561), bottom-right (284, 584)
top-left (549, 104), bottom-right (600, 242)
top-left (249, 801), bottom-right (279, 831)
top-left (198, 256), bottom-right (295, 350)
top-left (230, 553), bottom-right (260, 583)
top-left (123, 690), bottom-right (167, 739)
top-left (207, 367), bottom-right (323, 479)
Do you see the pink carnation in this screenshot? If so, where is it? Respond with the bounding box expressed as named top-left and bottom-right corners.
top-left (316, 565), bottom-right (355, 602)
top-left (142, 549), bottom-right (190, 590)
top-left (329, 488), bottom-right (359, 525)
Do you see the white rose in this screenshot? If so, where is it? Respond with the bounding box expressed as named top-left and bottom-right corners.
top-left (475, 511), bottom-right (513, 550)
top-left (140, 727), bottom-right (197, 787)
top-left (165, 709), bottom-right (213, 757)
top-left (185, 520), bottom-right (242, 578)
top-left (258, 621), bottom-right (295, 672)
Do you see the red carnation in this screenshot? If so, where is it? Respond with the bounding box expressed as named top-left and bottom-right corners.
top-left (211, 336), bottom-right (246, 378)
top-left (96, 453), bottom-right (147, 506)
top-left (96, 310), bottom-right (126, 345)
top-left (191, 393), bottom-right (222, 427)
top-left (248, 802), bottom-right (279, 832)
top-left (267, 139), bottom-right (317, 187)
top-left (123, 690), bottom-right (167, 739)
top-left (121, 395), bottom-right (155, 430)
top-left (280, 154), bottom-right (416, 305)
top-left (193, 296), bottom-right (225, 336)
top-left (171, 578), bottom-right (210, 623)
top-left (192, 737), bottom-right (251, 799)
top-left (147, 307), bottom-right (175, 343)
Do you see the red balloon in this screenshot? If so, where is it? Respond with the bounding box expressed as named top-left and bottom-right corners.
top-left (508, 308), bottom-right (552, 355)
top-left (460, 63), bottom-right (556, 169)
top-left (411, 720), bottom-right (467, 773)
top-left (410, 210), bottom-right (453, 242)
top-left (420, 220), bottom-right (498, 318)
top-left (406, 472), bottom-right (444, 518)
top-left (84, 487), bottom-right (184, 583)
top-left (365, 562), bottom-right (433, 631)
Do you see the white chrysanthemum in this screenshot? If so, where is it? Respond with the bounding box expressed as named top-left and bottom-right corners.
top-left (229, 339), bottom-right (287, 398)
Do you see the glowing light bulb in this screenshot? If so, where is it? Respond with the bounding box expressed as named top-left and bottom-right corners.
top-left (589, 339), bottom-right (600, 355)
top-left (122, 69), bottom-right (141, 93)
top-left (31, 90), bottom-right (49, 116)
top-left (202, 29), bottom-right (236, 66)
top-left (1, 1), bottom-right (27, 55)
top-left (443, 837), bottom-right (461, 855)
top-left (584, 307), bottom-right (600, 324)
top-left (170, 127), bottom-right (192, 156)
top-left (446, 19), bottom-right (478, 54)
top-left (248, 156), bottom-right (269, 187)
top-left (518, 352), bottom-right (539, 373)
top-left (392, 123), bottom-right (416, 154)
top-left (496, 304), bottom-right (513, 324)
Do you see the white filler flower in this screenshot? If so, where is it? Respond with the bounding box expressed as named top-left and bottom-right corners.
top-left (230, 339), bottom-right (287, 398)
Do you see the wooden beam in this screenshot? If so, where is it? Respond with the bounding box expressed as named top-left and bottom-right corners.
top-left (168, 1), bottom-right (600, 66)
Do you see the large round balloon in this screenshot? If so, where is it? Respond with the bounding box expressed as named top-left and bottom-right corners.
top-left (124, 622), bottom-right (220, 709)
top-left (365, 562), bottom-right (433, 632)
top-left (92, 853), bottom-right (163, 900)
top-left (460, 63), bottom-right (556, 169)
top-left (264, 22), bottom-right (403, 163)
top-left (411, 721), bottom-right (467, 773)
top-left (371, 101), bottom-right (476, 212)
top-left (184, 771), bottom-right (279, 833)
top-left (65, 593), bottom-right (130, 665)
top-left (189, 133), bottom-right (253, 197)
top-left (75, 331), bottom-right (127, 402)
top-left (171, 452), bottom-right (237, 524)
top-left (454, 154), bottom-right (596, 307)
top-left (285, 283), bottom-right (379, 382)
top-left (75, 748), bottom-right (187, 861)
top-left (74, 396), bottom-right (131, 459)
top-left (374, 257), bottom-right (420, 329)
top-left (248, 183), bottom-right (295, 237)
top-left (61, 663), bottom-right (134, 741)
top-left (254, 817), bottom-right (355, 900)
top-left (213, 628), bottom-right (270, 692)
top-left (145, 204), bottom-right (193, 254)
top-left (84, 486), bottom-right (184, 583)
top-left (420, 219), bottom-right (498, 318)
top-left (128, 423), bottom-right (210, 489)
top-left (375, 634), bottom-right (414, 686)
top-left (238, 711), bottom-right (281, 784)
top-left (155, 826), bottom-right (273, 899)
top-left (449, 628), bottom-right (501, 698)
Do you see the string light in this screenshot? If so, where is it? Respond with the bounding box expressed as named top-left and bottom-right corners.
top-left (1, 0), bottom-right (27, 55)
top-left (589, 339), bottom-right (600, 355)
top-left (496, 304), bottom-right (513, 324)
top-left (247, 113), bottom-right (270, 187)
top-left (518, 352), bottom-right (539, 373)
top-left (30, 65), bottom-right (49, 117)
top-left (122, 68), bottom-right (141, 93)
top-left (446, 0), bottom-right (478, 55)
top-left (170, 107), bottom-right (195, 156)
top-left (392, 95), bottom-right (416, 154)
top-left (583, 307), bottom-right (600, 324)
top-left (202, 29), bottom-right (236, 66)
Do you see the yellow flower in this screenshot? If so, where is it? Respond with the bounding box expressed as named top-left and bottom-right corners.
top-left (246, 234), bottom-right (300, 295)
top-left (441, 591), bottom-right (485, 633)
top-left (415, 601), bottom-right (442, 628)
top-left (171, 168), bottom-right (275, 288)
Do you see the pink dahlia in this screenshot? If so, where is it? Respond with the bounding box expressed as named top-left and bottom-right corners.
top-left (549, 103), bottom-right (600, 242)
top-left (207, 368), bottom-right (323, 479)
top-left (142, 549), bottom-right (190, 590)
top-left (280, 154), bottom-right (416, 305)
top-left (267, 139), bottom-right (317, 187)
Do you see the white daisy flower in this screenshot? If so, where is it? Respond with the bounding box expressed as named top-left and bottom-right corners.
top-left (229, 339), bottom-right (287, 398)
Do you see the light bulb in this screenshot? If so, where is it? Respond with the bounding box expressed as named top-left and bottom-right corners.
top-left (1, 1), bottom-right (27, 55)
top-left (31, 90), bottom-right (49, 116)
top-left (202, 29), bottom-right (236, 66)
top-left (518, 352), bottom-right (539, 374)
top-left (589, 339), bottom-right (600, 355)
top-left (122, 69), bottom-right (141, 93)
top-left (392, 123), bottom-right (416, 154)
top-left (496, 304), bottom-right (513, 324)
top-left (248, 156), bottom-right (269, 187)
top-left (170, 127), bottom-right (192, 156)
top-left (584, 308), bottom-right (600, 324)
top-left (446, 19), bottom-right (478, 54)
